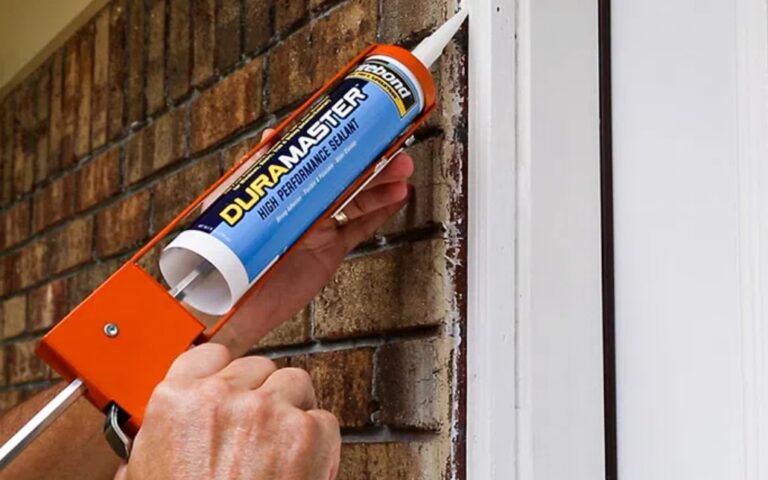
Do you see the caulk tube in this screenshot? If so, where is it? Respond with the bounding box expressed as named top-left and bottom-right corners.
top-left (159, 11), bottom-right (466, 315)
top-left (161, 51), bottom-right (426, 315)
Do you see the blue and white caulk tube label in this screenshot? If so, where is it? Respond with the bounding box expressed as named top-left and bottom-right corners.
top-left (159, 55), bottom-right (425, 315)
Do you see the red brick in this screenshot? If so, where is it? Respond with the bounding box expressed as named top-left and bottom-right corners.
top-left (6, 340), bottom-right (48, 384)
top-left (315, 240), bottom-right (449, 339)
top-left (255, 309), bottom-right (311, 349)
top-left (376, 338), bottom-right (451, 431)
top-left (14, 78), bottom-right (37, 131)
top-left (0, 391), bottom-right (21, 413)
top-left (127, 107), bottom-right (187, 184)
top-left (61, 37), bottom-right (79, 168)
top-left (34, 66), bottom-right (52, 186)
top-left (32, 174), bottom-right (75, 232)
top-left (92, 7), bottom-right (110, 149)
top-left (28, 279), bottom-right (69, 331)
top-left (275, 0), bottom-right (308, 34)
top-left (35, 64), bottom-right (51, 122)
top-left (16, 240), bottom-right (48, 288)
top-left (12, 128), bottom-right (35, 198)
top-left (68, 258), bottom-right (122, 308)
top-left (124, 134), bottom-right (153, 183)
top-left (266, 27), bottom-right (314, 112)
top-left (380, 137), bottom-right (450, 235)
top-left (1, 102), bottom-right (14, 206)
top-left (108, 0), bottom-right (127, 140)
top-left (125, 131), bottom-right (150, 185)
top-left (1, 252), bottom-right (19, 293)
top-left (77, 149), bottom-right (121, 211)
top-left (190, 58), bottom-right (263, 152)
top-left (146, 0), bottom-right (167, 115)
top-left (13, 85), bottom-right (36, 197)
top-left (192, 0), bottom-right (216, 87)
top-left (49, 49), bottom-right (64, 173)
top-left (75, 24), bottom-right (94, 159)
top-left (0, 255), bottom-right (17, 296)
top-left (49, 217), bottom-right (94, 274)
top-left (216, 0), bottom-right (242, 73)
top-left (338, 442), bottom-right (449, 480)
top-left (0, 349), bottom-right (6, 387)
top-left (1, 200), bottom-right (30, 248)
top-left (2, 296), bottom-right (27, 338)
top-left (288, 349), bottom-right (375, 428)
top-left (126, 0), bottom-right (145, 126)
top-left (35, 127), bottom-right (50, 187)
top-left (168, 0), bottom-right (192, 101)
top-left (379, 1), bottom-right (445, 44)
top-left (243, 0), bottom-right (272, 55)
top-left (96, 191), bottom-right (150, 256)
top-left (151, 157), bottom-right (220, 227)
top-left (311, 0), bottom-right (377, 83)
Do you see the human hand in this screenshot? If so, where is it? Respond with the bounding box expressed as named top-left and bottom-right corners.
top-left (212, 129), bottom-right (414, 355)
top-left (114, 344), bottom-right (341, 480)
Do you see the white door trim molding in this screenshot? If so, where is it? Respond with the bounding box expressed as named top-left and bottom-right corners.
top-left (735, 0), bottom-right (768, 477)
top-left (466, 0), bottom-right (605, 478)
top-left (466, 0), bottom-right (518, 477)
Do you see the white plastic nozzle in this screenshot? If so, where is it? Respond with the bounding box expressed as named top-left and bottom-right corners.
top-left (412, 8), bottom-right (468, 68)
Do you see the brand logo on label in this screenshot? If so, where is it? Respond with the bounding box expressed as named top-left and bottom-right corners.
top-left (349, 59), bottom-right (417, 117)
top-left (355, 63), bottom-right (413, 99)
top-left (217, 86), bottom-right (369, 227)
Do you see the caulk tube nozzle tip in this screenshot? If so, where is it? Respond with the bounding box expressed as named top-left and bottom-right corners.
top-left (412, 8), bottom-right (468, 68)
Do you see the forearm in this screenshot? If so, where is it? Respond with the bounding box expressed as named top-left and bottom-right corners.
top-left (0, 382), bottom-right (120, 480)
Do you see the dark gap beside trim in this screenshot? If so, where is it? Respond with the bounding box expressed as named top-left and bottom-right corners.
top-left (598, 0), bottom-right (619, 479)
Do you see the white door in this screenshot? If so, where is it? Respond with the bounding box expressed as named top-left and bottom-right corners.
top-left (612, 0), bottom-right (768, 478)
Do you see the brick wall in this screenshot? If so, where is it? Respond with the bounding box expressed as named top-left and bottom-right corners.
top-left (0, 0), bottom-right (467, 478)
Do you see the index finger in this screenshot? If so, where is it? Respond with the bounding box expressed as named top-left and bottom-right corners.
top-left (363, 152), bottom-right (415, 190)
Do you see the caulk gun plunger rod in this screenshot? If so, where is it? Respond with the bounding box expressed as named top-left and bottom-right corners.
top-left (0, 378), bottom-right (86, 470)
top-left (169, 262), bottom-right (213, 301)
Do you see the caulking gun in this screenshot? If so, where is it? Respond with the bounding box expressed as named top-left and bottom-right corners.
top-left (0, 8), bottom-right (468, 468)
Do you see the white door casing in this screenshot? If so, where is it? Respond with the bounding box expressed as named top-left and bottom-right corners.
top-left (467, 0), bottom-right (605, 478)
